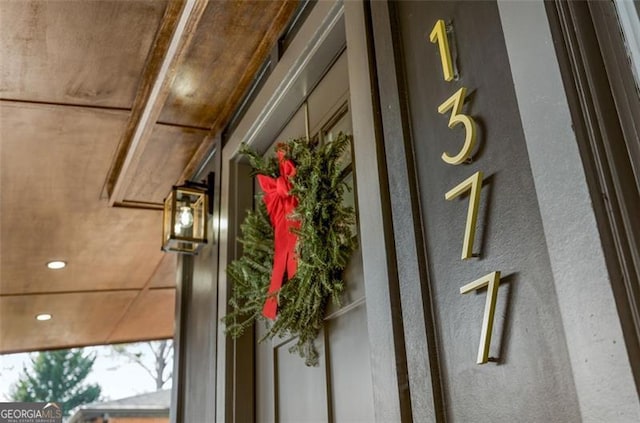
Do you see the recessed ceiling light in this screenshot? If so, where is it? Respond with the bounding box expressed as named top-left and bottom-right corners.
top-left (36, 313), bottom-right (52, 321)
top-left (46, 260), bottom-right (66, 270)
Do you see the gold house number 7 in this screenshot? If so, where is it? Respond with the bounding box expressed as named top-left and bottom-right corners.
top-left (460, 271), bottom-right (501, 364)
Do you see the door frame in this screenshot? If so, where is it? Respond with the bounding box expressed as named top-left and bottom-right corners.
top-left (366, 0), bottom-right (640, 420)
top-left (367, 2), bottom-right (445, 421)
top-left (215, 1), bottom-right (411, 421)
top-left (546, 0), bottom-right (640, 393)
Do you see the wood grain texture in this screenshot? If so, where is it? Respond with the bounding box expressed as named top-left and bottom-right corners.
top-left (108, 288), bottom-right (176, 343)
top-left (0, 102), bottom-right (164, 295)
top-left (123, 124), bottom-right (207, 205)
top-left (0, 0), bottom-right (168, 108)
top-left (104, 0), bottom-right (209, 205)
top-left (159, 1), bottom-right (298, 129)
top-left (148, 255), bottom-right (178, 288)
top-left (0, 0), bottom-right (299, 354)
top-left (0, 291), bottom-right (138, 353)
top-left (172, 0), bottom-right (299, 183)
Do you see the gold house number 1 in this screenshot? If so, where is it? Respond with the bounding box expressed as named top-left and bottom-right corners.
top-left (430, 19), bottom-right (502, 365)
top-left (429, 19), bottom-right (455, 81)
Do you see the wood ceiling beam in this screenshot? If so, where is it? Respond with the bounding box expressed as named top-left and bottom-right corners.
top-left (103, 0), bottom-right (209, 206)
top-left (177, 0), bottom-right (299, 183)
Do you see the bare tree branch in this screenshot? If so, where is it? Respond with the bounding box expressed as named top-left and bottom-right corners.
top-left (111, 340), bottom-right (173, 389)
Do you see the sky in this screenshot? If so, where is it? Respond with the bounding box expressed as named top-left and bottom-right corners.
top-left (0, 342), bottom-right (172, 402)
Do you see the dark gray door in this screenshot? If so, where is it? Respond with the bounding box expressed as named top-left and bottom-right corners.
top-left (397, 1), bottom-right (580, 421)
top-left (255, 51), bottom-right (375, 423)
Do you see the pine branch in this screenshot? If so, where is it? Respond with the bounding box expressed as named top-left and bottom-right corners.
top-left (223, 134), bottom-right (356, 366)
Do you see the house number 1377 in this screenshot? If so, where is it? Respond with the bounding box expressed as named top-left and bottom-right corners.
top-left (430, 19), bottom-right (502, 365)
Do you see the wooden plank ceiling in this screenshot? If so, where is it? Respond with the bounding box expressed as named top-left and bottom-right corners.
top-left (0, 0), bottom-right (298, 353)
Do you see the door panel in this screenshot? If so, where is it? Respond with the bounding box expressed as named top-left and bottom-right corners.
top-left (276, 338), bottom-right (329, 423)
top-left (255, 50), bottom-right (374, 423)
top-left (326, 301), bottom-right (374, 423)
top-left (397, 1), bottom-right (580, 421)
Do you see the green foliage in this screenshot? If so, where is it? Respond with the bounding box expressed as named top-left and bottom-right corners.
top-left (223, 133), bottom-right (356, 366)
top-left (11, 349), bottom-right (101, 417)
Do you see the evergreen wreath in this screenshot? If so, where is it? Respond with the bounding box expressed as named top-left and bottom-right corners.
top-left (223, 133), bottom-right (356, 366)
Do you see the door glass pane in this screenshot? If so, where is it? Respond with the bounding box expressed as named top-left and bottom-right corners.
top-left (322, 104), bottom-right (353, 174)
top-left (615, 0), bottom-right (640, 88)
top-left (322, 107), bottom-right (351, 141)
top-left (308, 51), bottom-right (349, 133)
top-left (275, 105), bottom-right (307, 143)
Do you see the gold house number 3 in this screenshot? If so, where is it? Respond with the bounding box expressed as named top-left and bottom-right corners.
top-left (430, 19), bottom-right (502, 365)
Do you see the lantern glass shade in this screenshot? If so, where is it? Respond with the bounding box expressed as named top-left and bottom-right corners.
top-left (162, 185), bottom-right (208, 254)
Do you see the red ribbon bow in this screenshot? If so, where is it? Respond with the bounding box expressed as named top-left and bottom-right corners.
top-left (257, 150), bottom-right (300, 320)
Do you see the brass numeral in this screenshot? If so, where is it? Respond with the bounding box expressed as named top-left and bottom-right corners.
top-left (431, 18), bottom-right (508, 366)
top-left (429, 19), bottom-right (454, 82)
top-left (438, 87), bottom-right (477, 165)
top-left (445, 171), bottom-right (483, 259)
top-left (460, 271), bottom-right (501, 364)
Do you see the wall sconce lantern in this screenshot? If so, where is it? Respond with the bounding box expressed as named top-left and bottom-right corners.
top-left (162, 173), bottom-right (214, 255)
